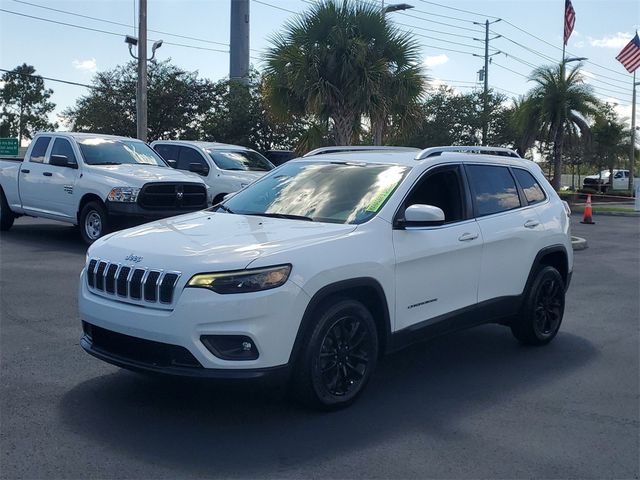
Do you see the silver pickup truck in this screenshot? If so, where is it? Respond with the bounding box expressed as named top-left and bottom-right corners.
top-left (0, 132), bottom-right (210, 244)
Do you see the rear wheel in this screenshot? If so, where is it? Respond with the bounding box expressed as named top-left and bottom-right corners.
top-left (0, 188), bottom-right (15, 231)
top-left (511, 266), bottom-right (565, 345)
top-left (292, 298), bottom-right (378, 410)
top-left (79, 201), bottom-right (109, 245)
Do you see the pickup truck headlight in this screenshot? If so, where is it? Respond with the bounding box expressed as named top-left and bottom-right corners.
top-left (186, 265), bottom-right (291, 294)
top-left (108, 187), bottom-right (141, 203)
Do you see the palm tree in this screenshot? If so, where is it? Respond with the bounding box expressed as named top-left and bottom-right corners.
top-left (520, 63), bottom-right (600, 190)
top-left (263, 0), bottom-right (425, 146)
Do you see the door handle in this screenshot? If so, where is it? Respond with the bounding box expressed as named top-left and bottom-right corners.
top-left (458, 232), bottom-right (479, 242)
top-left (42, 172), bottom-right (53, 177)
top-left (524, 220), bottom-right (540, 229)
top-left (21, 169), bottom-right (30, 174)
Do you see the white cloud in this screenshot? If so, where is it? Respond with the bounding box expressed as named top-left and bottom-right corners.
top-left (72, 58), bottom-right (97, 73)
top-left (423, 54), bottom-right (449, 68)
top-left (572, 40), bottom-right (585, 49)
top-left (589, 32), bottom-right (633, 49)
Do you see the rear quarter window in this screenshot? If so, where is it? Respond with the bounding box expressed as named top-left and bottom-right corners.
top-left (513, 168), bottom-right (546, 205)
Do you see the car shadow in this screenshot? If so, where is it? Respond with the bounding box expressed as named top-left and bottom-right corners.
top-left (59, 325), bottom-right (597, 477)
top-left (0, 220), bottom-right (87, 254)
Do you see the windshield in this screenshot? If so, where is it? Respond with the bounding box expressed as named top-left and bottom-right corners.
top-left (207, 149), bottom-right (274, 172)
top-left (78, 137), bottom-right (167, 166)
top-left (221, 161), bottom-right (409, 224)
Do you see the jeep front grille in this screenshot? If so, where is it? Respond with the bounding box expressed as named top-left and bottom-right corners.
top-left (86, 259), bottom-right (180, 306)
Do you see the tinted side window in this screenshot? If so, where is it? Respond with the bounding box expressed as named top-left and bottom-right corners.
top-left (50, 138), bottom-right (77, 165)
top-left (467, 165), bottom-right (521, 217)
top-left (513, 168), bottom-right (546, 205)
top-left (178, 147), bottom-right (209, 174)
top-left (29, 136), bottom-right (52, 163)
top-left (405, 166), bottom-right (465, 223)
top-left (154, 144), bottom-right (179, 162)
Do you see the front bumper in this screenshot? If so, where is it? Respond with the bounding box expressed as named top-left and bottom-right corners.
top-left (78, 269), bottom-right (311, 374)
top-left (105, 201), bottom-right (207, 223)
top-left (81, 322), bottom-right (290, 380)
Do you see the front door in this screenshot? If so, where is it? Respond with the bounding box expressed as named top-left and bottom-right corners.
top-left (393, 164), bottom-right (482, 331)
top-left (41, 138), bottom-right (81, 219)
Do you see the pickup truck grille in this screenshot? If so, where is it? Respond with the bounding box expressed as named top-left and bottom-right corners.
top-left (583, 178), bottom-right (604, 186)
top-left (86, 259), bottom-right (181, 306)
top-left (138, 182), bottom-right (207, 210)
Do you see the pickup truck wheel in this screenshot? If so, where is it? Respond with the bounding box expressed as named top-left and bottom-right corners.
top-left (79, 201), bottom-right (109, 245)
top-left (292, 298), bottom-right (378, 410)
top-left (0, 189), bottom-right (15, 231)
top-left (511, 266), bottom-right (565, 345)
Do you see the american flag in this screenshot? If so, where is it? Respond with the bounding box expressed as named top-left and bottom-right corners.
top-left (615, 33), bottom-right (640, 73)
top-left (564, 0), bottom-right (576, 46)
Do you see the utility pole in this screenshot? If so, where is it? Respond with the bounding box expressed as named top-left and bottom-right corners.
top-left (473, 19), bottom-right (501, 146)
top-left (124, 0), bottom-right (162, 143)
top-left (230, 0), bottom-right (250, 84)
top-left (137, 0), bottom-right (147, 142)
top-left (629, 72), bottom-right (638, 191)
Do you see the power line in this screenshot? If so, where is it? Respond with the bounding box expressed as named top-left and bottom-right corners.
top-left (413, 0), bottom-right (500, 20)
top-left (0, 68), bottom-right (93, 88)
top-left (10, 0), bottom-right (230, 48)
top-left (252, 0), bottom-right (298, 15)
top-left (0, 8), bottom-right (229, 53)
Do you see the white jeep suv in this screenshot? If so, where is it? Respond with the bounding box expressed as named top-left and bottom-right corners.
top-left (78, 146), bottom-right (573, 409)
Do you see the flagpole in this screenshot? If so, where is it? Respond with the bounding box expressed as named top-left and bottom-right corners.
top-left (629, 70), bottom-right (637, 191)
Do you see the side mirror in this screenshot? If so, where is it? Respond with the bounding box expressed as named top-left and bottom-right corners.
top-left (189, 162), bottom-right (208, 175)
top-left (166, 159), bottom-right (177, 168)
top-left (396, 204), bottom-right (445, 228)
top-left (50, 154), bottom-right (78, 169)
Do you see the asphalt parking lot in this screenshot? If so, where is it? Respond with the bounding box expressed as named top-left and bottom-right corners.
top-left (1, 215), bottom-right (638, 479)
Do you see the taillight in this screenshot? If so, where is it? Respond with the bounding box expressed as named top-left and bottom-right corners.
top-left (562, 200), bottom-right (571, 216)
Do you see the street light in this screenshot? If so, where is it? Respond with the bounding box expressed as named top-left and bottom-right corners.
top-left (563, 56), bottom-right (588, 64)
top-left (125, 36), bottom-right (163, 61)
top-left (382, 3), bottom-right (414, 14)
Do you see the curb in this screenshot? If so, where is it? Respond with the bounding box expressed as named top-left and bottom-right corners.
top-left (572, 236), bottom-right (588, 251)
top-left (572, 209), bottom-right (639, 218)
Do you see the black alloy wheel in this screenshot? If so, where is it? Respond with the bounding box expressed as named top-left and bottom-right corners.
top-left (293, 298), bottom-right (378, 409)
top-left (511, 266), bottom-right (565, 345)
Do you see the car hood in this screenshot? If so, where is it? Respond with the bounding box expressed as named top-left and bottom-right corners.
top-left (88, 211), bottom-right (357, 273)
top-left (86, 164), bottom-right (205, 187)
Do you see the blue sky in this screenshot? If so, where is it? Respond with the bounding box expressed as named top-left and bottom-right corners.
top-left (1, 0), bottom-right (638, 128)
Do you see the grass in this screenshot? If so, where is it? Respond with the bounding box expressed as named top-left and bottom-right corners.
top-left (573, 206), bottom-right (638, 214)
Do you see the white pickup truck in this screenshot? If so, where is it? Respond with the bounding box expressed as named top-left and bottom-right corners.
top-left (150, 140), bottom-right (274, 205)
top-left (0, 132), bottom-right (209, 244)
top-left (582, 169), bottom-right (637, 193)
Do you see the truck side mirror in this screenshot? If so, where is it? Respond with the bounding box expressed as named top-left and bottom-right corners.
top-left (166, 159), bottom-right (177, 168)
top-left (50, 154), bottom-right (78, 169)
top-left (189, 162), bottom-right (209, 176)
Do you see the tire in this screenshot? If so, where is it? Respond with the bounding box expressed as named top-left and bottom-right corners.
top-left (511, 266), bottom-right (565, 345)
top-left (0, 188), bottom-right (15, 231)
top-left (292, 297), bottom-right (379, 410)
top-left (212, 193), bottom-right (227, 206)
top-left (79, 201), bottom-right (109, 245)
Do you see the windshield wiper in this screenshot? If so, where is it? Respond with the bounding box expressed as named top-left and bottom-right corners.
top-left (245, 212), bottom-right (314, 222)
top-left (91, 162), bottom-right (121, 165)
top-left (216, 204), bottom-right (234, 214)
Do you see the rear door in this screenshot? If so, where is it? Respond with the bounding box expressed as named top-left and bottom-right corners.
top-left (466, 164), bottom-right (546, 302)
top-left (393, 164), bottom-right (482, 331)
top-left (18, 136), bottom-right (53, 214)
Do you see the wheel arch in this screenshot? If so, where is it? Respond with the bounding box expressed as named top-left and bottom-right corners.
top-left (524, 245), bottom-right (569, 294)
top-left (288, 277), bottom-right (392, 365)
top-left (77, 193), bottom-right (105, 224)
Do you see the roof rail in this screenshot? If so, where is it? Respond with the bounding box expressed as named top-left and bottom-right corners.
top-left (415, 146), bottom-right (521, 160)
top-left (303, 146), bottom-right (420, 157)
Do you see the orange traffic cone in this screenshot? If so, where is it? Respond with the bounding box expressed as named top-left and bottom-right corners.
top-left (580, 194), bottom-right (595, 224)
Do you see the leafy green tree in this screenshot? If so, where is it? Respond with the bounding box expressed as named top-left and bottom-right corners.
top-left (0, 64), bottom-right (57, 144)
top-left (63, 60), bottom-right (218, 140)
top-left (590, 105), bottom-right (632, 189)
top-left (263, 0), bottom-right (425, 146)
top-left (519, 63), bottom-right (600, 190)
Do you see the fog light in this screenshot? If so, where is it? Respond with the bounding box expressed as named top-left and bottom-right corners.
top-left (201, 335), bottom-right (259, 361)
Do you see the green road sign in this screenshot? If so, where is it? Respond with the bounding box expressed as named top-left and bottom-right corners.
top-left (0, 138), bottom-right (19, 156)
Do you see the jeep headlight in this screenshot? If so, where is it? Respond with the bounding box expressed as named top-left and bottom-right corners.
top-left (186, 265), bottom-right (291, 294)
top-left (108, 187), bottom-right (141, 202)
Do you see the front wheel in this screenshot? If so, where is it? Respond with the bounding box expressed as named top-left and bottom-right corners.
top-left (79, 201), bottom-right (109, 245)
top-left (0, 188), bottom-right (15, 231)
top-left (511, 266), bottom-right (565, 345)
top-left (292, 298), bottom-right (379, 410)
